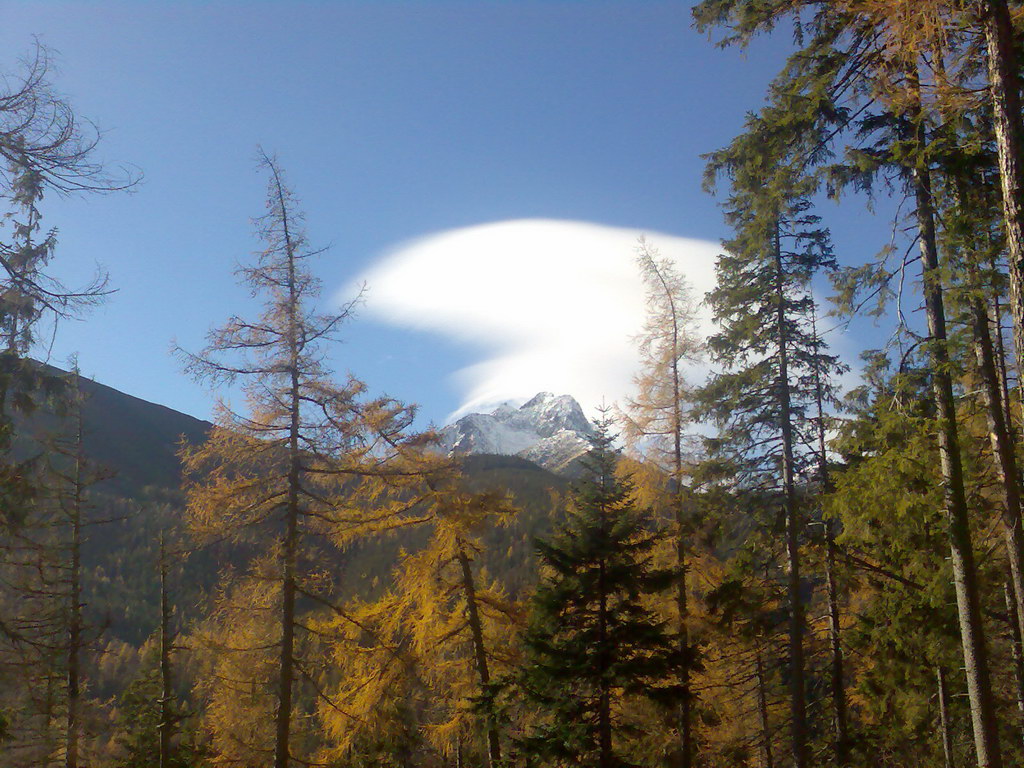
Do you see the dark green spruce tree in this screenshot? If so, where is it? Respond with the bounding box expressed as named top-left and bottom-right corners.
top-left (699, 104), bottom-right (843, 768)
top-left (516, 418), bottom-right (684, 768)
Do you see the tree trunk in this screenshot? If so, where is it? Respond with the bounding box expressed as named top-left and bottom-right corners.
top-left (1004, 580), bottom-right (1024, 742)
top-left (824, 534), bottom-right (848, 764)
top-left (650, 254), bottom-right (693, 768)
top-left (598, 557), bottom-right (612, 768)
top-left (981, 0), bottom-right (1024, 406)
top-left (273, 381), bottom-right (299, 768)
top-left (159, 534), bottom-right (173, 768)
top-left (672, 327), bottom-right (692, 768)
top-left (774, 220), bottom-right (807, 768)
top-left (597, 489), bottom-right (612, 768)
top-left (992, 287), bottom-right (1015, 428)
top-left (811, 309), bottom-right (848, 765)
top-left (674, 507), bottom-right (692, 768)
top-left (274, 169), bottom-right (302, 768)
top-left (968, 281), bottom-right (1024, 650)
top-left (755, 647), bottom-right (774, 768)
top-left (937, 666), bottom-right (956, 768)
top-left (911, 69), bottom-right (1003, 768)
top-left (65, 401), bottom-right (83, 768)
top-left (455, 539), bottom-right (501, 768)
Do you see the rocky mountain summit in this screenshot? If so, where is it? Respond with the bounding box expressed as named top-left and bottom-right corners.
top-left (439, 392), bottom-right (594, 475)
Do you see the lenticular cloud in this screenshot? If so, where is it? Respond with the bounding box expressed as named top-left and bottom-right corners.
top-left (351, 219), bottom-right (721, 421)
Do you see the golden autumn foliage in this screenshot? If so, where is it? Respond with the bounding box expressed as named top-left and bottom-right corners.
top-left (189, 565), bottom-right (281, 765)
top-left (315, 484), bottom-right (522, 766)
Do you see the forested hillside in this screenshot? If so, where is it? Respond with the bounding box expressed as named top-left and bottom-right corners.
top-left (12, 371), bottom-right (570, 637)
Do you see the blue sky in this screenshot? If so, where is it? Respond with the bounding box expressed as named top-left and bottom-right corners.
top-left (1, 2), bottom-right (883, 426)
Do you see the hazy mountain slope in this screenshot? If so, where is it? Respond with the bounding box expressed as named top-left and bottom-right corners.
top-left (76, 375), bottom-right (213, 499)
top-left (14, 368), bottom-right (212, 501)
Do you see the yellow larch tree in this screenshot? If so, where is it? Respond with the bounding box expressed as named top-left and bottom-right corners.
top-left (619, 237), bottom-right (702, 768)
top-left (315, 483), bottom-right (522, 768)
top-left (178, 150), bottom-right (442, 768)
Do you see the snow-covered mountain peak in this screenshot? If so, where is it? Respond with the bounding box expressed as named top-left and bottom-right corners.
top-left (439, 393), bottom-right (594, 475)
top-left (507, 392), bottom-right (594, 439)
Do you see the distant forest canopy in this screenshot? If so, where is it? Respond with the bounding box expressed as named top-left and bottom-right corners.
top-left (7, 3), bottom-right (1024, 766)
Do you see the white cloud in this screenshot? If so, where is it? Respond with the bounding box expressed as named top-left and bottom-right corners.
top-left (348, 219), bottom-right (722, 422)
